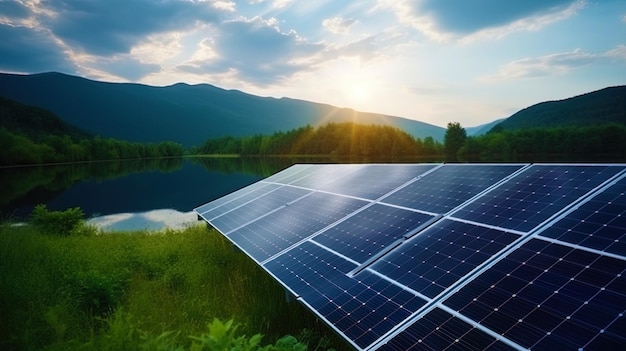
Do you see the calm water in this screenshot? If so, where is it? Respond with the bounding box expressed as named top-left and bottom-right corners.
top-left (1, 157), bottom-right (294, 231)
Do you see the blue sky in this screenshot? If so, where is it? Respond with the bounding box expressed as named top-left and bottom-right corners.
top-left (1, 0), bottom-right (625, 128)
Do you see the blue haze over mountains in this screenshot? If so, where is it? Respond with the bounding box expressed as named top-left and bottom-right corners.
top-left (0, 72), bottom-right (624, 147)
top-left (0, 72), bottom-right (446, 147)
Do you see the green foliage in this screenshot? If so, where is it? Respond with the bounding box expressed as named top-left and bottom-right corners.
top-left (0, 224), bottom-right (347, 351)
top-left (0, 96), bottom-right (90, 141)
top-left (0, 126), bottom-right (185, 165)
top-left (493, 85), bottom-right (626, 131)
top-left (461, 123), bottom-right (626, 162)
top-left (0, 96), bottom-right (186, 165)
top-left (195, 122), bottom-right (444, 160)
top-left (443, 122), bottom-right (467, 162)
top-left (31, 204), bottom-right (86, 236)
top-left (190, 318), bottom-right (307, 351)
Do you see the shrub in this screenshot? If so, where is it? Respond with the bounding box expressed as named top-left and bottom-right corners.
top-left (31, 204), bottom-right (86, 235)
top-left (190, 318), bottom-right (307, 351)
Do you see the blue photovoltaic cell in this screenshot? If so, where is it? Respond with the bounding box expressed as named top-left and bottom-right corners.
top-left (444, 238), bottom-right (626, 350)
top-left (192, 163), bottom-right (626, 351)
top-left (370, 219), bottom-right (520, 299)
top-left (264, 241), bottom-right (427, 349)
top-left (227, 192), bottom-right (367, 262)
top-left (538, 176), bottom-right (626, 256)
top-left (453, 164), bottom-right (625, 232)
top-left (376, 308), bottom-right (517, 351)
top-left (381, 164), bottom-right (524, 214)
top-left (211, 186), bottom-right (311, 233)
top-left (195, 182), bottom-right (278, 218)
top-left (318, 164), bottom-right (437, 200)
top-left (313, 204), bottom-right (435, 264)
top-left (289, 164), bottom-right (364, 189)
top-left (262, 164), bottom-right (315, 184)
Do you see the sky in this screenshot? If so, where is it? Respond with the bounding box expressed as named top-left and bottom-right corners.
top-left (1, 0), bottom-right (625, 128)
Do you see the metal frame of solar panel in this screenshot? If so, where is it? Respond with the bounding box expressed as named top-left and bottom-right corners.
top-left (194, 163), bottom-right (626, 351)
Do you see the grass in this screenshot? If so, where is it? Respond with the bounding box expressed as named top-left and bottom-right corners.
top-left (0, 222), bottom-right (350, 350)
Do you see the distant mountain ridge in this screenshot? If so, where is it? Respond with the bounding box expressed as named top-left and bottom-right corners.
top-left (492, 85), bottom-right (626, 132)
top-left (466, 118), bottom-right (505, 136)
top-left (0, 72), bottom-right (445, 147)
top-left (0, 96), bottom-right (90, 141)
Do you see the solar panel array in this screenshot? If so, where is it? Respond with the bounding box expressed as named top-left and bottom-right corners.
top-left (194, 163), bottom-right (626, 350)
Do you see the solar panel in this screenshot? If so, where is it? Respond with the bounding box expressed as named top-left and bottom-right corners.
top-left (537, 175), bottom-right (626, 256)
top-left (228, 192), bottom-right (366, 263)
top-left (264, 241), bottom-right (428, 349)
top-left (195, 182), bottom-right (278, 218)
top-left (369, 219), bottom-right (520, 299)
top-left (451, 164), bottom-right (624, 232)
top-left (312, 203), bottom-right (435, 264)
top-left (375, 307), bottom-right (519, 351)
top-left (209, 185), bottom-right (311, 233)
top-left (381, 164), bottom-right (525, 214)
top-left (316, 164), bottom-right (438, 200)
top-left (193, 163), bottom-right (626, 351)
top-left (443, 238), bottom-right (626, 350)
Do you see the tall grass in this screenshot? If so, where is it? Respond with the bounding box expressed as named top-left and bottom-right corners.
top-left (0, 223), bottom-right (348, 350)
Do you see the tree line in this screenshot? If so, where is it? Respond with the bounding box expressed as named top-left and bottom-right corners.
top-left (0, 128), bottom-right (184, 165)
top-left (192, 122), bottom-right (444, 159)
top-left (444, 122), bottom-right (626, 162)
top-left (194, 121), bottom-right (626, 163)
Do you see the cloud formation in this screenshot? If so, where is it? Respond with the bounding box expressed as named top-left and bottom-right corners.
top-left (380, 0), bottom-right (584, 40)
top-left (487, 46), bottom-right (626, 80)
top-left (0, 24), bottom-right (74, 73)
top-left (41, 0), bottom-right (221, 55)
top-left (177, 16), bottom-right (324, 85)
top-left (323, 17), bottom-right (357, 34)
top-left (0, 0), bottom-right (623, 127)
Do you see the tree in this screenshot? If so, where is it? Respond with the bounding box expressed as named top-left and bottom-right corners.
top-left (444, 122), bottom-right (467, 162)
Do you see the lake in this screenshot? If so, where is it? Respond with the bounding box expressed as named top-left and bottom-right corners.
top-left (1, 157), bottom-right (299, 231)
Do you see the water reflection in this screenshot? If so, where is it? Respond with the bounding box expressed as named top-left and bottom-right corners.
top-left (1, 157), bottom-right (291, 229)
top-left (88, 208), bottom-right (201, 232)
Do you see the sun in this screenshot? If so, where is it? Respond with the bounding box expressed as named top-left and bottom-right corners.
top-left (328, 58), bottom-right (380, 108)
top-left (346, 83), bottom-right (370, 102)
top-left (343, 78), bottom-right (376, 106)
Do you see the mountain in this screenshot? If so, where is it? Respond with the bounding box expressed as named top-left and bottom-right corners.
top-left (466, 118), bottom-right (506, 136)
top-left (492, 85), bottom-right (626, 132)
top-left (0, 72), bottom-right (445, 147)
top-left (0, 96), bottom-right (90, 141)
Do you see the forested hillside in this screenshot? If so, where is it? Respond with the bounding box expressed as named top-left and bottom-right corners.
top-left (0, 96), bottom-right (90, 141)
top-left (455, 123), bottom-right (626, 162)
top-left (493, 85), bottom-right (626, 131)
top-left (195, 122), bottom-right (444, 159)
top-left (0, 97), bottom-right (183, 165)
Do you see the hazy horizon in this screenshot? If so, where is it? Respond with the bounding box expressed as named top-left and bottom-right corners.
top-left (1, 0), bottom-right (625, 128)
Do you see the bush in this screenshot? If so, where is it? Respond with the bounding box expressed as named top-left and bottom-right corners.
top-left (31, 204), bottom-right (86, 235)
top-left (190, 318), bottom-right (307, 351)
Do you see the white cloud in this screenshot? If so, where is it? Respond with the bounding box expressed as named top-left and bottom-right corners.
top-left (322, 16), bottom-right (358, 34)
top-left (211, 0), bottom-right (236, 12)
top-left (176, 16), bottom-right (325, 86)
top-left (485, 45), bottom-right (626, 81)
top-left (273, 0), bottom-right (293, 9)
top-left (130, 32), bottom-right (185, 65)
top-left (377, 0), bottom-right (585, 42)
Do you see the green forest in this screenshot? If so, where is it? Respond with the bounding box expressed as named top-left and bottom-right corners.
top-left (192, 121), bottom-right (626, 162)
top-left (456, 123), bottom-right (626, 162)
top-left (2, 92), bottom-right (626, 166)
top-left (192, 123), bottom-right (443, 159)
top-left (0, 97), bottom-right (184, 165)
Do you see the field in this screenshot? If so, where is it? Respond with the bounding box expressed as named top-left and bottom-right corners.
top-left (0, 222), bottom-right (348, 350)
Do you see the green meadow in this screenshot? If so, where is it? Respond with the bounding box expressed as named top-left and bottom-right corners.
top-left (0, 213), bottom-right (347, 350)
